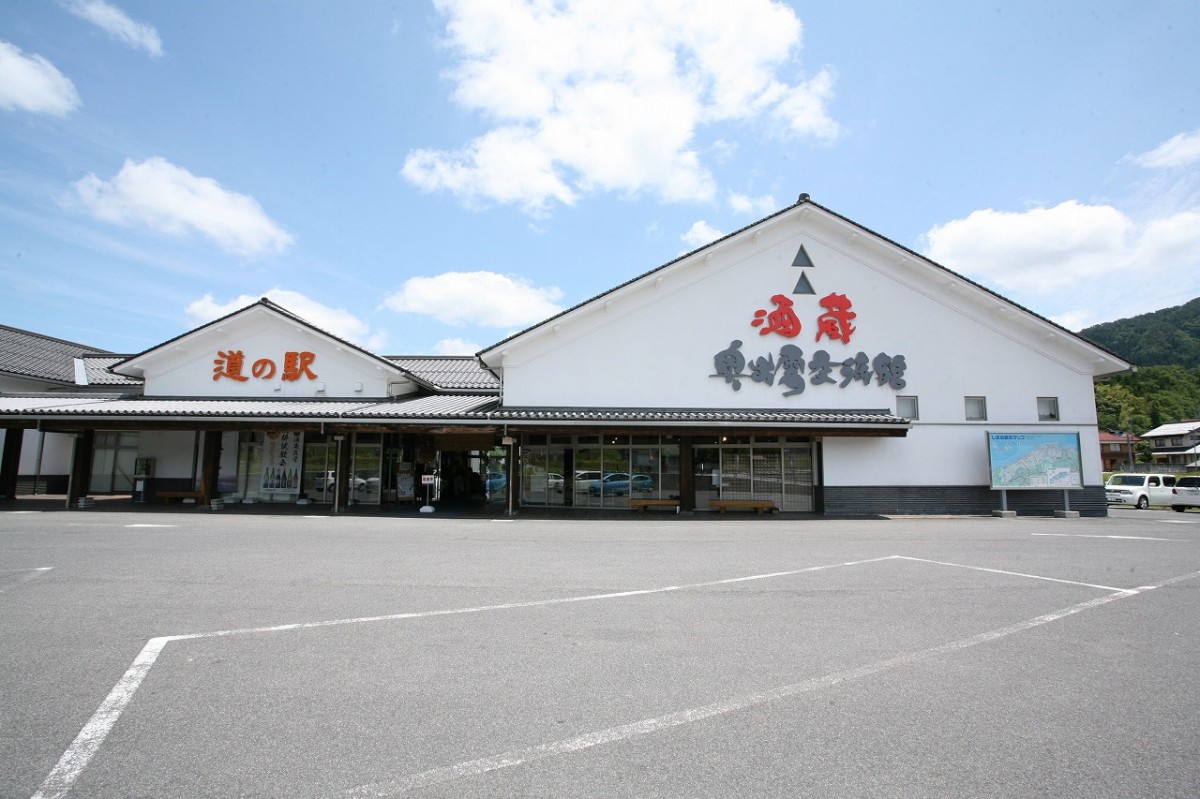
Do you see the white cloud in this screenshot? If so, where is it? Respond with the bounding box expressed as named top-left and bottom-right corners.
top-left (0, 41), bottom-right (80, 115)
top-left (921, 200), bottom-right (1200, 328)
top-left (74, 157), bottom-right (293, 257)
top-left (681, 219), bottom-right (724, 249)
top-left (1132, 129), bottom-right (1200, 169)
top-left (186, 289), bottom-right (385, 350)
top-left (62, 0), bottom-right (162, 58)
top-left (404, 0), bottom-right (838, 213)
top-left (728, 191), bottom-right (777, 216)
top-left (382, 271), bottom-right (564, 327)
top-left (433, 337), bottom-right (482, 355)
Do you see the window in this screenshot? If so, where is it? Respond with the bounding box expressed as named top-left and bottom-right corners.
top-left (1037, 397), bottom-right (1059, 421)
top-left (897, 396), bottom-right (919, 420)
top-left (965, 396), bottom-right (987, 421)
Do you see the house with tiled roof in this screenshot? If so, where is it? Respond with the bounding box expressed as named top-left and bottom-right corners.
top-left (1, 197), bottom-right (1130, 515)
top-left (0, 325), bottom-right (143, 495)
top-left (1139, 421), bottom-right (1200, 470)
top-left (1098, 430), bottom-right (1142, 472)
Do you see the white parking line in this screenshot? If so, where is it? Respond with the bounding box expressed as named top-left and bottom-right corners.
top-left (31, 557), bottom-right (1194, 799)
top-left (0, 566), bottom-right (52, 594)
top-left (1031, 533), bottom-right (1174, 540)
top-left (892, 555), bottom-right (1128, 591)
top-left (31, 559), bottom-right (893, 799)
top-left (331, 580), bottom-right (1179, 799)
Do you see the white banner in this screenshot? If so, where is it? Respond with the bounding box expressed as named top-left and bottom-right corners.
top-left (262, 431), bottom-right (304, 494)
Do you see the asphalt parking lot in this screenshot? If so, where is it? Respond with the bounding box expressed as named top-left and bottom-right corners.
top-left (3, 504), bottom-right (1199, 798)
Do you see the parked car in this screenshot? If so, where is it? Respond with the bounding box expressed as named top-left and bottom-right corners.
top-left (485, 472), bottom-right (507, 495)
top-left (314, 471), bottom-right (367, 493)
top-left (1170, 475), bottom-right (1200, 512)
top-left (574, 470), bottom-right (602, 494)
top-left (588, 472), bottom-right (654, 496)
top-left (1104, 473), bottom-right (1177, 509)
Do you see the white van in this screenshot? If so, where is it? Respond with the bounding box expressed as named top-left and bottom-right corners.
top-left (1105, 473), bottom-right (1177, 509)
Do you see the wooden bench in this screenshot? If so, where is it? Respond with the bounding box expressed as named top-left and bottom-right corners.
top-left (156, 490), bottom-right (203, 503)
top-left (709, 499), bottom-right (777, 514)
top-left (628, 498), bottom-right (680, 512)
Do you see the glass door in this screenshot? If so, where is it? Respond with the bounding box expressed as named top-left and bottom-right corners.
top-left (782, 445), bottom-right (814, 511)
top-left (351, 442), bottom-right (382, 505)
top-left (304, 442), bottom-right (335, 502)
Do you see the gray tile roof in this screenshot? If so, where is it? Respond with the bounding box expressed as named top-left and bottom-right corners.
top-left (81, 356), bottom-right (142, 386)
top-left (387, 356), bottom-right (500, 392)
top-left (0, 394), bottom-right (500, 420)
top-left (0, 393), bottom-right (905, 430)
top-left (486, 407), bottom-right (909, 427)
top-left (0, 324), bottom-right (111, 385)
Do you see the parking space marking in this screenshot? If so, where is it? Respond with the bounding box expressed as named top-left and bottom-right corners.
top-left (0, 566), bottom-right (52, 594)
top-left (29, 556), bottom-right (895, 799)
top-left (1031, 533), bottom-right (1175, 541)
top-left (892, 556), bottom-right (1128, 591)
top-left (333, 568), bottom-right (1200, 798)
top-left (125, 524), bottom-right (176, 528)
top-left (32, 556), bottom-right (1194, 799)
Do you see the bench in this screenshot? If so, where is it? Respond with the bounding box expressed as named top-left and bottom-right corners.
top-left (709, 499), bottom-right (777, 514)
top-left (156, 490), bottom-right (204, 503)
top-left (628, 498), bottom-right (680, 512)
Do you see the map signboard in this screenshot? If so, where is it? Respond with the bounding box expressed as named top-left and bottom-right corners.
top-left (987, 432), bottom-right (1082, 490)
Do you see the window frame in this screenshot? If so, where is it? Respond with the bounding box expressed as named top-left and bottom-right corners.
top-left (1036, 396), bottom-right (1059, 422)
top-left (964, 396), bottom-right (987, 422)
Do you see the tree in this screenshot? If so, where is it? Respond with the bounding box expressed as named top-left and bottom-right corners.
top-left (1094, 382), bottom-right (1150, 433)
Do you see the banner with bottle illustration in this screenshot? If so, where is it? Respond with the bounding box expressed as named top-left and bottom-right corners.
top-left (262, 431), bottom-right (304, 494)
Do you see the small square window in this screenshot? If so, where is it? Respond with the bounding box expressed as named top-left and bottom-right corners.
top-left (1037, 397), bottom-right (1059, 421)
top-left (897, 395), bottom-right (919, 420)
top-left (965, 396), bottom-right (987, 421)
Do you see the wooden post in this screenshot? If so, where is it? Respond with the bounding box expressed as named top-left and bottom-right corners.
top-left (66, 430), bottom-right (95, 509)
top-left (199, 431), bottom-right (223, 504)
top-left (0, 428), bottom-right (23, 501)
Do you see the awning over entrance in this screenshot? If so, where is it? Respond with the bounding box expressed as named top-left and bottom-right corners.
top-left (0, 393), bottom-right (909, 435)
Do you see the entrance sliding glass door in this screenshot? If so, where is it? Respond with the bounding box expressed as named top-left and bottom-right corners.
top-left (692, 437), bottom-right (813, 512)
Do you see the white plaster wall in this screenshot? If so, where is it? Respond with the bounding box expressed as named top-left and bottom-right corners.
top-left (496, 210), bottom-right (1102, 425)
top-left (131, 309), bottom-right (397, 398)
top-left (137, 431), bottom-right (201, 478)
top-left (823, 423), bottom-right (1104, 487)
top-left (14, 430), bottom-right (74, 474)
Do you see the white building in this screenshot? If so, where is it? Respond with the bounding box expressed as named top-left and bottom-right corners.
top-left (0, 197), bottom-right (1130, 515)
top-left (1139, 421), bottom-right (1200, 469)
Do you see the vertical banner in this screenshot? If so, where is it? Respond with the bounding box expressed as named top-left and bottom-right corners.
top-left (396, 462), bottom-right (415, 501)
top-left (262, 431), bottom-right (304, 494)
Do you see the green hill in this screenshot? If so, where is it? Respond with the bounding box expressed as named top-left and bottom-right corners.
top-left (1080, 297), bottom-right (1200, 368)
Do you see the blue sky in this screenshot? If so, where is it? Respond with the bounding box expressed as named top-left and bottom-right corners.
top-left (1, 0), bottom-right (1198, 356)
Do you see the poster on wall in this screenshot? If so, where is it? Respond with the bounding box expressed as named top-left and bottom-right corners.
top-left (262, 431), bottom-right (304, 494)
top-left (395, 462), bottom-right (415, 501)
top-left (986, 432), bottom-right (1082, 490)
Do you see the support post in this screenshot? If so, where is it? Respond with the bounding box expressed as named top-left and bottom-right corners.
top-left (0, 428), bottom-right (22, 501)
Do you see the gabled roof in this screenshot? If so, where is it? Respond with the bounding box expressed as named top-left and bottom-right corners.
top-left (386, 356), bottom-right (500, 393)
top-left (1098, 431), bottom-right (1141, 444)
top-left (477, 194), bottom-right (1132, 378)
top-left (1141, 420), bottom-right (1200, 438)
top-left (81, 355), bottom-right (142, 387)
top-left (0, 324), bottom-right (110, 385)
top-left (111, 297), bottom-right (403, 378)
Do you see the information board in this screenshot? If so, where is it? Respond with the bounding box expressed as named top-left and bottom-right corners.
top-left (987, 432), bottom-right (1083, 490)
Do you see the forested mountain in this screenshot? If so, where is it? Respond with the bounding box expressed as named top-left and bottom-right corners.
top-left (1081, 298), bottom-right (1200, 432)
top-left (1080, 297), bottom-right (1200, 369)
